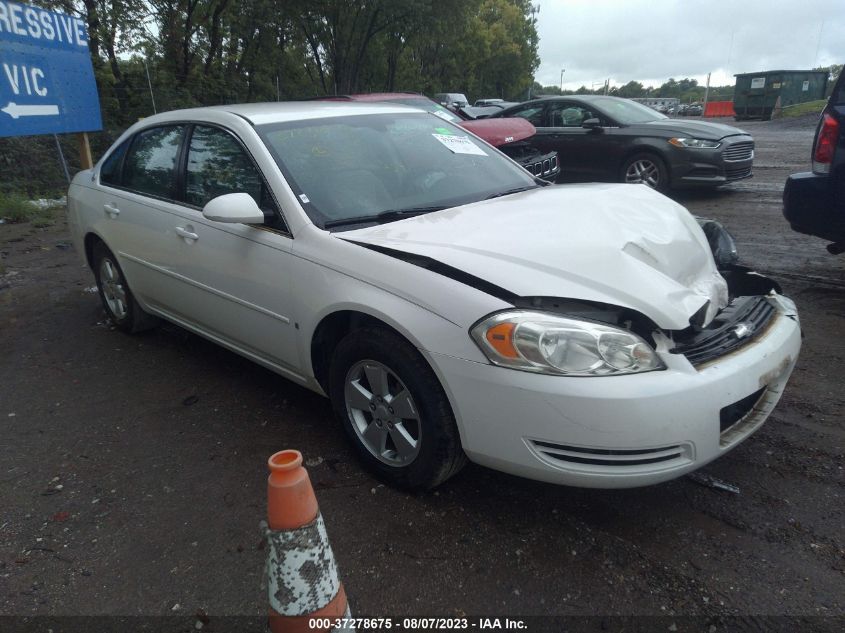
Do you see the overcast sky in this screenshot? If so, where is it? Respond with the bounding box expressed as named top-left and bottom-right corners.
top-left (535, 0), bottom-right (844, 90)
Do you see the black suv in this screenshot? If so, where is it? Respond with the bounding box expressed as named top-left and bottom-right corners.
top-left (783, 70), bottom-right (845, 254)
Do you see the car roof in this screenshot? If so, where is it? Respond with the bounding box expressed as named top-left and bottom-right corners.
top-left (130, 101), bottom-right (420, 127)
top-left (535, 94), bottom-right (613, 102)
top-left (333, 92), bottom-right (425, 101)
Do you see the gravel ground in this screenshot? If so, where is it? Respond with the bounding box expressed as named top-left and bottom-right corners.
top-left (1, 114), bottom-right (843, 631)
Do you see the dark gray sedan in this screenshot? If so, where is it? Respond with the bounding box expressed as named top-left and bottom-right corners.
top-left (490, 95), bottom-right (754, 190)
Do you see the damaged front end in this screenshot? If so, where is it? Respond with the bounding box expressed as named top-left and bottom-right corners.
top-left (663, 218), bottom-right (797, 369)
top-left (510, 218), bottom-right (795, 372)
top-left (510, 273), bottom-right (794, 373)
top-left (343, 186), bottom-right (797, 373)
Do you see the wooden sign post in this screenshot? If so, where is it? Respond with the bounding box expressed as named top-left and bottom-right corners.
top-left (78, 133), bottom-right (93, 170)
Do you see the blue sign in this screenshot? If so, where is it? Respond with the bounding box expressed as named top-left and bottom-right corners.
top-left (0, 0), bottom-right (102, 138)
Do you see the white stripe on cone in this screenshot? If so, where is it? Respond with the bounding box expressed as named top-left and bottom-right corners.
top-left (266, 513), bottom-right (342, 616)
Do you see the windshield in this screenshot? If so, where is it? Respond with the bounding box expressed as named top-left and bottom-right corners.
top-left (258, 112), bottom-right (537, 230)
top-left (590, 97), bottom-right (668, 124)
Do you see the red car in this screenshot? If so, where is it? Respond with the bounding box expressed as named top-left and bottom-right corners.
top-left (317, 93), bottom-right (560, 182)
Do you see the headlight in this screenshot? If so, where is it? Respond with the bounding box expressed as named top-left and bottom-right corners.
top-left (471, 311), bottom-right (665, 376)
top-left (668, 137), bottom-right (721, 149)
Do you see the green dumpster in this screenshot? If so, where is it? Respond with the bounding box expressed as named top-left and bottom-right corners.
top-left (733, 70), bottom-right (828, 120)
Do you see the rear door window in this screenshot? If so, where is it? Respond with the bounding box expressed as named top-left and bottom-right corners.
top-left (122, 126), bottom-right (185, 199)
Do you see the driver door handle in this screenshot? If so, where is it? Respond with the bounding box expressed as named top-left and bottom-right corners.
top-left (174, 226), bottom-right (199, 241)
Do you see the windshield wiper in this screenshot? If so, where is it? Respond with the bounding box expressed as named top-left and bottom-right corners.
top-left (324, 206), bottom-right (446, 230)
top-left (484, 184), bottom-right (541, 200)
top-left (376, 206), bottom-right (446, 221)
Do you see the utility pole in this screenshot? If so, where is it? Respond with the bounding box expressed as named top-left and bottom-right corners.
top-left (527, 1), bottom-right (539, 101)
top-left (703, 72), bottom-right (711, 115)
top-left (813, 20), bottom-right (826, 67)
top-left (143, 59), bottom-right (157, 114)
top-left (560, 69), bottom-right (565, 92)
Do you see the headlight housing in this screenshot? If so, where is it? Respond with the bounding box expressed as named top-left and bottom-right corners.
top-left (471, 310), bottom-right (665, 376)
top-left (668, 137), bottom-right (721, 149)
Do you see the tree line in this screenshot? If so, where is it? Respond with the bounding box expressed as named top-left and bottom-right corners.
top-left (535, 64), bottom-right (843, 104)
top-left (1, 0), bottom-right (540, 194)
top-left (48, 0), bottom-right (540, 127)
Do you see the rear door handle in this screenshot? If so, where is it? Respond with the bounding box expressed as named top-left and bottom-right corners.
top-left (174, 226), bottom-right (199, 241)
top-left (104, 203), bottom-right (120, 217)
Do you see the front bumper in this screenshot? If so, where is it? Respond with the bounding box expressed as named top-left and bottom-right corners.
top-left (670, 137), bottom-right (754, 188)
top-left (426, 295), bottom-right (801, 488)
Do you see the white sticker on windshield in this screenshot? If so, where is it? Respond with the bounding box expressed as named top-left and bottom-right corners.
top-left (432, 133), bottom-right (487, 156)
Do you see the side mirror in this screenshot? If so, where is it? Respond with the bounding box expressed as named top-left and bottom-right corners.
top-left (582, 118), bottom-right (603, 131)
top-left (202, 192), bottom-right (265, 224)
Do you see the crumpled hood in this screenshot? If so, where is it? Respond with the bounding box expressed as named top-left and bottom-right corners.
top-left (342, 184), bottom-right (728, 330)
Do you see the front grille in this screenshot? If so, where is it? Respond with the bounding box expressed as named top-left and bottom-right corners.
top-left (522, 153), bottom-right (559, 179)
top-left (670, 296), bottom-right (776, 367)
top-left (723, 141), bottom-right (754, 162)
top-left (726, 165), bottom-right (753, 181)
top-left (528, 439), bottom-right (692, 470)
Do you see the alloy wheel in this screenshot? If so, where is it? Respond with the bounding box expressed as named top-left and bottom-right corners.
top-left (625, 159), bottom-right (661, 188)
top-left (344, 359), bottom-right (421, 466)
top-left (99, 258), bottom-right (128, 320)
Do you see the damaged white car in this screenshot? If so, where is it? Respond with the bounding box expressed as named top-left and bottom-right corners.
top-left (67, 102), bottom-right (801, 490)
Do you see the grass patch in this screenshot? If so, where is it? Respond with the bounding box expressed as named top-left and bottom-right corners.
top-left (0, 192), bottom-right (37, 223)
top-left (0, 192), bottom-right (61, 226)
top-left (780, 100), bottom-right (826, 118)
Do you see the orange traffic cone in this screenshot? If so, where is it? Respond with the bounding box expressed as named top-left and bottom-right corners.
top-left (263, 450), bottom-right (351, 633)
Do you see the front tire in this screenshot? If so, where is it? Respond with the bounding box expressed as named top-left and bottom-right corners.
top-left (328, 327), bottom-right (466, 490)
top-left (621, 153), bottom-right (669, 191)
top-left (92, 241), bottom-right (157, 334)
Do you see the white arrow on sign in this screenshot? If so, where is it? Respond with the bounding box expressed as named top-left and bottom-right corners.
top-left (1, 102), bottom-right (60, 119)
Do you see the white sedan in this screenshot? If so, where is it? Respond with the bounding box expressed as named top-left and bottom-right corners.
top-left (67, 102), bottom-right (801, 490)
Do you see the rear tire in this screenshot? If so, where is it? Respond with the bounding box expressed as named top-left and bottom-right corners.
top-left (328, 327), bottom-right (466, 490)
top-left (92, 241), bottom-right (158, 334)
top-left (621, 152), bottom-right (669, 191)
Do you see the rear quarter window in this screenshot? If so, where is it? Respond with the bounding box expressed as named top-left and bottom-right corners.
top-left (99, 140), bottom-right (130, 186)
